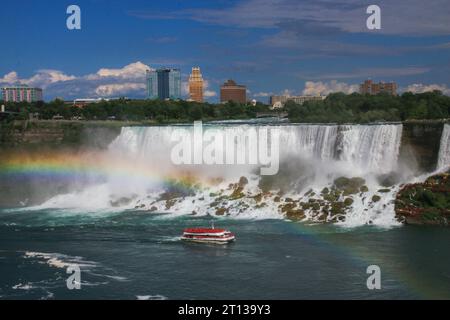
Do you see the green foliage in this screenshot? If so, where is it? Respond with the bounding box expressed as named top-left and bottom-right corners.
top-left (286, 91), bottom-right (450, 123)
top-left (1, 99), bottom-right (270, 122)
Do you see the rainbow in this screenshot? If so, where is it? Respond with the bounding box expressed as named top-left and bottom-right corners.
top-left (285, 222), bottom-right (450, 299)
top-left (1, 151), bottom-right (449, 299)
top-left (0, 151), bottom-right (207, 191)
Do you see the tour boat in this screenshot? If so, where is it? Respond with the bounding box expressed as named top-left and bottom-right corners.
top-left (181, 223), bottom-right (235, 244)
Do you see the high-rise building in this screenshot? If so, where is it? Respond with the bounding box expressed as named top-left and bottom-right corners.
top-left (360, 80), bottom-right (397, 95)
top-left (1, 85), bottom-right (43, 102)
top-left (146, 68), bottom-right (181, 100)
top-left (220, 79), bottom-right (246, 104)
top-left (188, 67), bottom-right (204, 102)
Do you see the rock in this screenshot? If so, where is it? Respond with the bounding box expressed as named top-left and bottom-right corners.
top-left (110, 197), bottom-right (133, 207)
top-left (215, 207), bottom-right (228, 216)
top-left (360, 185), bottom-right (369, 193)
top-left (321, 187), bottom-right (330, 195)
top-left (334, 177), bottom-right (366, 195)
top-left (344, 198), bottom-right (354, 206)
top-left (165, 199), bottom-right (177, 210)
top-left (230, 186), bottom-right (245, 200)
top-left (395, 170), bottom-right (450, 226)
top-left (274, 196), bottom-right (281, 202)
top-left (238, 176), bottom-right (249, 187)
top-left (280, 202), bottom-right (297, 213)
top-left (377, 188), bottom-right (391, 193)
top-left (253, 193), bottom-right (263, 203)
top-left (285, 209), bottom-right (305, 221)
top-left (372, 195), bottom-right (381, 203)
top-left (149, 206), bottom-right (158, 212)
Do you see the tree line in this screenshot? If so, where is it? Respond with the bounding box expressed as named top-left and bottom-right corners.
top-left (285, 91), bottom-right (450, 123)
top-left (2, 90), bottom-right (450, 123)
top-left (1, 99), bottom-right (271, 123)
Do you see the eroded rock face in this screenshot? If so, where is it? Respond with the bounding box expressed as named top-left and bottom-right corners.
top-left (395, 170), bottom-right (450, 226)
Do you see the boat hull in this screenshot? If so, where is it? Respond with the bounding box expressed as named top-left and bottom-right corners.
top-left (181, 236), bottom-right (235, 244)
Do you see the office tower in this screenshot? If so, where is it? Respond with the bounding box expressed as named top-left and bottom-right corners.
top-left (220, 79), bottom-right (246, 104)
top-left (146, 68), bottom-right (181, 100)
top-left (189, 67), bottom-right (204, 102)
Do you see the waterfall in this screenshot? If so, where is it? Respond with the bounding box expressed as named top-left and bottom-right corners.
top-left (33, 123), bottom-right (404, 227)
top-left (109, 123), bottom-right (403, 175)
top-left (437, 124), bottom-right (450, 170)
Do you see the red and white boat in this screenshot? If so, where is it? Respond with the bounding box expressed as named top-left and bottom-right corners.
top-left (181, 224), bottom-right (235, 244)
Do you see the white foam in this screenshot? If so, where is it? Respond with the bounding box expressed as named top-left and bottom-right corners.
top-left (136, 295), bottom-right (168, 300)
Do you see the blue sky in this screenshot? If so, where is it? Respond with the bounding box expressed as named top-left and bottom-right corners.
top-left (1, 0), bottom-right (449, 101)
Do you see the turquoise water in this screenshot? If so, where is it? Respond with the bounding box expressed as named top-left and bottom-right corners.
top-left (1, 209), bottom-right (449, 300)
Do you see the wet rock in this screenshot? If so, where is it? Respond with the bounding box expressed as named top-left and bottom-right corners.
top-left (280, 202), bottom-right (297, 213)
top-left (110, 197), bottom-right (133, 207)
top-left (165, 199), bottom-right (177, 210)
top-left (372, 195), bottom-right (381, 202)
top-left (285, 209), bottom-right (305, 221)
top-left (149, 206), bottom-right (158, 212)
top-left (395, 170), bottom-right (450, 226)
top-left (377, 188), bottom-right (391, 193)
top-left (230, 186), bottom-right (245, 200)
top-left (253, 193), bottom-right (263, 203)
top-left (238, 176), bottom-right (249, 187)
top-left (344, 198), bottom-right (354, 206)
top-left (360, 185), bottom-right (369, 193)
top-left (215, 207), bottom-right (228, 216)
top-left (334, 177), bottom-right (366, 195)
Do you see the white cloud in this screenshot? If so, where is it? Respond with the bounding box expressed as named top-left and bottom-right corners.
top-left (24, 70), bottom-right (76, 88)
top-left (302, 80), bottom-right (359, 96)
top-left (0, 71), bottom-right (19, 83)
top-left (403, 83), bottom-right (450, 95)
top-left (87, 61), bottom-right (150, 80)
top-left (254, 92), bottom-right (272, 97)
top-left (0, 62), bottom-right (152, 99)
top-left (95, 83), bottom-right (146, 97)
top-left (204, 90), bottom-right (217, 97)
top-left (0, 70), bottom-right (75, 89)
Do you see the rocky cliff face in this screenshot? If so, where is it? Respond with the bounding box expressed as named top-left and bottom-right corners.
top-left (0, 120), bottom-right (122, 149)
top-left (400, 122), bottom-right (444, 173)
top-left (395, 170), bottom-right (450, 226)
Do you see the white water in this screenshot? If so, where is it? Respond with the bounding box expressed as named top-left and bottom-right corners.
top-left (33, 123), bottom-right (409, 227)
top-left (437, 124), bottom-right (450, 170)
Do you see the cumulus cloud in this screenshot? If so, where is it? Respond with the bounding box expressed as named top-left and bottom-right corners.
top-left (204, 90), bottom-right (217, 97)
top-left (253, 92), bottom-right (272, 97)
top-left (0, 62), bottom-right (152, 99)
top-left (0, 71), bottom-right (20, 83)
top-left (403, 83), bottom-right (450, 95)
top-left (87, 61), bottom-right (150, 80)
top-left (95, 83), bottom-right (146, 97)
top-left (302, 80), bottom-right (359, 96)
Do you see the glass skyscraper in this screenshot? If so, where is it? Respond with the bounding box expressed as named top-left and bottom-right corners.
top-left (146, 68), bottom-right (181, 100)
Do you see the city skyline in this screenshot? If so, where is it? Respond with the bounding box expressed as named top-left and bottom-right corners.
top-left (0, 0), bottom-right (449, 102)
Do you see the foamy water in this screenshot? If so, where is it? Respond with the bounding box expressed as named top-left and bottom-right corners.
top-left (24, 123), bottom-right (449, 228)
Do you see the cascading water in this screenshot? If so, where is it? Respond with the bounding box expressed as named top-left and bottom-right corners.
top-left (33, 123), bottom-right (406, 227)
top-left (437, 124), bottom-right (450, 170)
